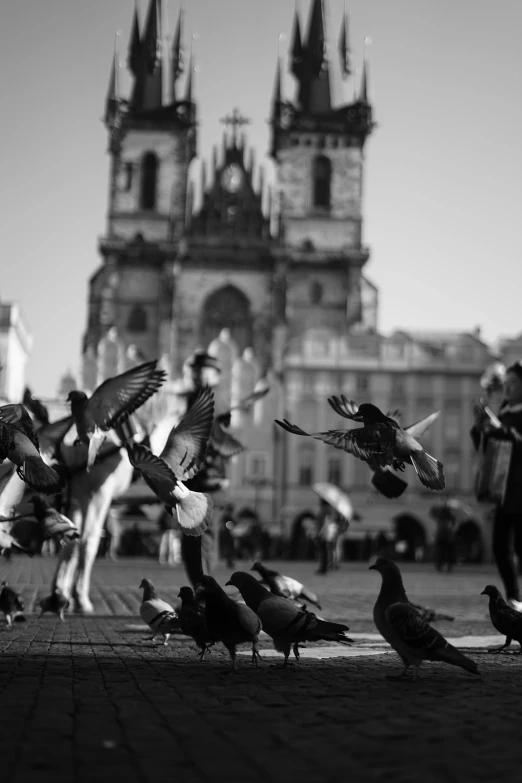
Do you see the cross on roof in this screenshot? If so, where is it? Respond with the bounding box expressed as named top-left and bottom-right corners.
top-left (220, 107), bottom-right (250, 142)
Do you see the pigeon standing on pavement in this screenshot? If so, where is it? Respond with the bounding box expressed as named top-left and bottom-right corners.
top-left (227, 571), bottom-right (352, 667)
top-left (38, 588), bottom-right (70, 622)
top-left (251, 561), bottom-right (322, 610)
top-left (481, 584), bottom-right (522, 654)
top-left (67, 359), bottom-right (167, 471)
top-left (139, 578), bottom-right (180, 645)
top-left (0, 581), bottom-right (26, 627)
top-left (277, 401), bottom-right (445, 492)
top-left (370, 558), bottom-right (479, 680)
top-left (197, 575), bottom-right (262, 672)
top-left (178, 586), bottom-right (217, 661)
top-left (125, 387), bottom-right (215, 536)
top-left (0, 405), bottom-right (67, 495)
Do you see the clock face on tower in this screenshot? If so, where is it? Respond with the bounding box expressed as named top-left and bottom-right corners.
top-left (221, 163), bottom-right (244, 193)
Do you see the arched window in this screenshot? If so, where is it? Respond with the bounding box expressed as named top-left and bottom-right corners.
top-left (313, 155), bottom-right (332, 209)
top-left (140, 152), bottom-right (159, 210)
top-left (127, 305), bottom-right (148, 333)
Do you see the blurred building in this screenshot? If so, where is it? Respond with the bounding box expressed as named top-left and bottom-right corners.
top-left (80, 0), bottom-right (496, 559)
top-left (0, 301), bottom-right (32, 403)
top-left (497, 333), bottom-right (522, 367)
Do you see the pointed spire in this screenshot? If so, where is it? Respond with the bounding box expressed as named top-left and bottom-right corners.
top-left (359, 53), bottom-right (369, 103)
top-left (185, 53), bottom-right (194, 102)
top-left (128, 3), bottom-right (141, 77)
top-left (171, 4), bottom-right (184, 99)
top-left (200, 160), bottom-right (207, 197)
top-left (105, 35), bottom-right (121, 126)
top-left (143, 0), bottom-right (161, 74)
top-left (306, 0), bottom-right (327, 77)
top-left (290, 6), bottom-right (304, 77)
top-left (338, 6), bottom-right (351, 78)
top-left (272, 55), bottom-right (282, 106)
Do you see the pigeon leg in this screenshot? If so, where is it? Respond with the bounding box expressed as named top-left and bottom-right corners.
top-left (6, 615), bottom-right (12, 629)
top-left (293, 642), bottom-right (301, 662)
top-left (386, 665), bottom-right (414, 681)
top-left (251, 642), bottom-right (262, 667)
top-left (59, 609), bottom-right (65, 622)
top-left (162, 633), bottom-right (171, 646)
top-left (489, 637), bottom-right (512, 654)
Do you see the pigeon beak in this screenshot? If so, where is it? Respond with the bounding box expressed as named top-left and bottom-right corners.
top-left (225, 580), bottom-right (232, 586)
top-left (480, 590), bottom-right (486, 595)
top-left (368, 564), bottom-right (376, 571)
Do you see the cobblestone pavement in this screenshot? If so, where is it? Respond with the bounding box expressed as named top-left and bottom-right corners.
top-left (0, 556), bottom-right (520, 782)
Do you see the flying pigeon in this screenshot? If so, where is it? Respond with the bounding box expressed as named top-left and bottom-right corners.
top-left (227, 571), bottom-right (352, 667)
top-left (139, 578), bottom-right (180, 645)
top-left (39, 588), bottom-right (70, 622)
top-left (22, 387), bottom-right (50, 427)
top-left (0, 581), bottom-right (26, 627)
top-left (251, 561), bottom-right (322, 610)
top-left (67, 359), bottom-right (167, 471)
top-left (481, 584), bottom-right (522, 654)
top-left (178, 586), bottom-right (217, 661)
top-left (197, 575), bottom-right (262, 672)
top-left (29, 494), bottom-right (80, 546)
top-left (276, 401), bottom-right (445, 492)
top-left (370, 558), bottom-right (478, 680)
top-left (125, 386), bottom-right (215, 535)
top-left (0, 411), bottom-right (67, 496)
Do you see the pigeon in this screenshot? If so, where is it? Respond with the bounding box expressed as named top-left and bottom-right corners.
top-left (370, 558), bottom-right (479, 680)
top-left (0, 581), bottom-right (26, 627)
top-left (138, 578), bottom-right (180, 645)
top-left (178, 586), bottom-right (217, 661)
top-left (38, 588), bottom-right (70, 621)
top-left (36, 415), bottom-right (75, 462)
top-left (125, 386), bottom-right (215, 536)
top-left (276, 401), bottom-right (445, 492)
top-left (67, 359), bottom-right (167, 471)
top-left (251, 561), bottom-right (322, 610)
top-left (29, 495), bottom-right (80, 546)
top-left (227, 571), bottom-right (352, 667)
top-left (197, 575), bottom-right (262, 672)
top-left (0, 412), bottom-right (66, 495)
top-left (22, 388), bottom-right (50, 427)
top-left (481, 584), bottom-right (522, 654)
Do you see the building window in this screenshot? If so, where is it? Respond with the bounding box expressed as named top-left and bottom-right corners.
top-left (125, 162), bottom-right (134, 191)
top-left (327, 458), bottom-right (342, 486)
top-left (310, 281), bottom-right (323, 305)
top-left (312, 155), bottom-right (331, 209)
top-left (356, 373), bottom-right (370, 396)
top-left (298, 444), bottom-right (314, 486)
top-left (140, 152), bottom-right (159, 210)
top-left (127, 305), bottom-right (148, 333)
top-left (247, 453), bottom-right (268, 480)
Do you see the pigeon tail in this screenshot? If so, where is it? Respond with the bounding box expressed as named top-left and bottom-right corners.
top-left (175, 490), bottom-right (213, 537)
top-left (432, 644), bottom-right (480, 676)
top-left (410, 452), bottom-right (445, 491)
top-left (311, 618), bottom-right (353, 644)
top-left (86, 428), bottom-right (106, 472)
top-left (19, 457), bottom-right (65, 495)
top-left (371, 468), bottom-right (408, 498)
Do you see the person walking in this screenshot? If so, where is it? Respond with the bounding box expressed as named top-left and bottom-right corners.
top-left (218, 503), bottom-right (236, 568)
top-left (472, 360), bottom-right (522, 611)
top-left (158, 508), bottom-right (181, 565)
top-left (433, 503), bottom-right (457, 572)
top-left (316, 499), bottom-right (339, 575)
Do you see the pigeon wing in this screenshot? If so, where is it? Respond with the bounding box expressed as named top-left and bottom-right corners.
top-left (405, 410), bottom-right (441, 439)
top-left (127, 443), bottom-right (178, 493)
top-left (37, 416), bottom-right (74, 457)
top-left (209, 421), bottom-right (246, 459)
top-left (85, 360), bottom-right (167, 431)
top-left (230, 387), bottom-right (270, 413)
top-left (160, 386), bottom-right (215, 479)
top-left (327, 395), bottom-right (360, 420)
top-left (0, 404), bottom-right (40, 450)
top-left (313, 424), bottom-right (395, 464)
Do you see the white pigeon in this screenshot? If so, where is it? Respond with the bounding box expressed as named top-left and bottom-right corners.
top-left (370, 558), bottom-right (479, 681)
top-left (139, 578), bottom-right (180, 645)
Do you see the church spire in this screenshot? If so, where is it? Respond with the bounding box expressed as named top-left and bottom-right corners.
top-left (105, 35), bottom-right (121, 126)
top-left (171, 5), bottom-right (184, 102)
top-left (296, 0), bottom-right (330, 113)
top-left (130, 0), bottom-right (163, 113)
top-left (272, 56), bottom-right (283, 122)
top-left (359, 52), bottom-right (369, 103)
top-left (290, 6), bottom-right (304, 78)
top-left (185, 53), bottom-right (194, 103)
top-left (306, 0), bottom-right (327, 76)
top-left (128, 3), bottom-right (141, 77)
top-left (338, 6), bottom-right (351, 78)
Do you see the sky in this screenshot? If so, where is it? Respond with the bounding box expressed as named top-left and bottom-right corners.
top-left (0, 0), bottom-right (521, 396)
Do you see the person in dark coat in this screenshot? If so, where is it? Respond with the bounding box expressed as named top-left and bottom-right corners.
top-left (179, 350), bottom-right (225, 588)
top-left (433, 503), bottom-right (457, 572)
top-left (218, 503), bottom-right (236, 568)
top-left (471, 360), bottom-right (522, 610)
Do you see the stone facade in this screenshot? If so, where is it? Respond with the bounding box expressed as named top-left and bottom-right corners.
top-left (0, 302), bottom-right (32, 403)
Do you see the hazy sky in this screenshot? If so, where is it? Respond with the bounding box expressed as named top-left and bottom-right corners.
top-left (0, 0), bottom-right (521, 396)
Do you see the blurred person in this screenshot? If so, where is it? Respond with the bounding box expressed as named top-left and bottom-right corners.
top-left (471, 361), bottom-right (522, 611)
top-left (316, 499), bottom-right (339, 575)
top-left (105, 508), bottom-right (123, 562)
top-left (218, 503), bottom-right (236, 568)
top-left (433, 503), bottom-right (457, 572)
top-left (158, 508), bottom-right (181, 566)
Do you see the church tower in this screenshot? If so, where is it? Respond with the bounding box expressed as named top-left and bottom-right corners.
top-left (270, 0), bottom-right (374, 340)
top-left (82, 0), bottom-right (196, 389)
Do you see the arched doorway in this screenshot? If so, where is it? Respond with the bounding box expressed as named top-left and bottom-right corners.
top-left (454, 520), bottom-right (484, 563)
top-left (199, 285), bottom-right (253, 354)
top-left (393, 514), bottom-right (427, 562)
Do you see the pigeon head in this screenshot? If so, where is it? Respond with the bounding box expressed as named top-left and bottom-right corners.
top-left (250, 561), bottom-right (263, 573)
top-left (356, 403), bottom-right (388, 423)
top-left (226, 572), bottom-right (269, 608)
top-left (369, 557), bottom-right (402, 578)
top-left (196, 575), bottom-right (223, 595)
top-left (139, 578), bottom-right (156, 600)
top-left (67, 390), bottom-right (87, 403)
top-left (178, 586), bottom-right (195, 602)
top-left (481, 585), bottom-right (502, 600)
